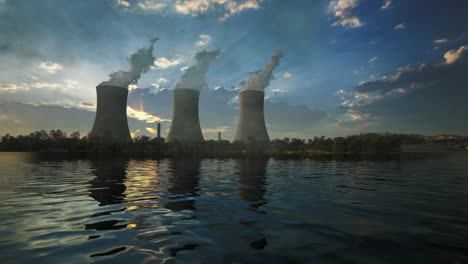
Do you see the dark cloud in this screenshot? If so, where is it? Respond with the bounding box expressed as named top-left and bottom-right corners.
top-left (341, 45), bottom-right (468, 135)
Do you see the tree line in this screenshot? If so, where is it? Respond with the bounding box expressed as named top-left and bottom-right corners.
top-left (0, 129), bottom-right (433, 154)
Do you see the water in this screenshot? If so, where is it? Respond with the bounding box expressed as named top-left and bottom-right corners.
top-left (0, 153), bottom-right (467, 264)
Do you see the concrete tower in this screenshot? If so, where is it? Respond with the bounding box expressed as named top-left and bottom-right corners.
top-left (89, 85), bottom-right (132, 144)
top-left (233, 90), bottom-right (269, 143)
top-left (166, 88), bottom-right (204, 143)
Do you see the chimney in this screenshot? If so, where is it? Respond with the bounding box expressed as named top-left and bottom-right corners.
top-left (157, 123), bottom-right (161, 138)
top-left (218, 131), bottom-right (222, 141)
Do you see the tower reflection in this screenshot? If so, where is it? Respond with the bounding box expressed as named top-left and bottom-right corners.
top-left (88, 158), bottom-right (129, 206)
top-left (164, 159), bottom-right (201, 211)
top-left (236, 158), bottom-right (269, 250)
top-left (237, 158), bottom-right (268, 209)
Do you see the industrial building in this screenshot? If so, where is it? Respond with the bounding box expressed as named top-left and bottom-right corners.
top-left (89, 84), bottom-right (132, 144)
top-left (233, 90), bottom-right (270, 143)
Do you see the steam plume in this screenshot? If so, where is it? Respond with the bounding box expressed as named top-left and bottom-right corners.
top-left (242, 51), bottom-right (283, 92)
top-left (175, 49), bottom-right (220, 91)
top-left (100, 37), bottom-right (158, 88)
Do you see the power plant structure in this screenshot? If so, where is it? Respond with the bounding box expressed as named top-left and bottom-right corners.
top-left (89, 84), bottom-right (132, 144)
top-left (166, 88), bottom-right (204, 143)
top-left (233, 90), bottom-right (270, 143)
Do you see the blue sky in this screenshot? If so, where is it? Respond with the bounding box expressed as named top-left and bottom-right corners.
top-left (1, 0), bottom-right (467, 139)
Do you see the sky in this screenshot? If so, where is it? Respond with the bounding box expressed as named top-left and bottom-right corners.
top-left (1, 0), bottom-right (467, 140)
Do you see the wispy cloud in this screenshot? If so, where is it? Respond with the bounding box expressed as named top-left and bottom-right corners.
top-left (138, 0), bottom-right (169, 10)
top-left (368, 56), bottom-right (378, 63)
top-left (195, 34), bottom-right (212, 47)
top-left (38, 61), bottom-right (63, 74)
top-left (202, 126), bottom-right (231, 133)
top-left (283, 72), bottom-right (294, 79)
top-left (379, 0), bottom-right (392, 11)
top-left (127, 106), bottom-right (171, 123)
top-left (444, 45), bottom-right (468, 64)
top-left (115, 0), bottom-right (130, 7)
top-left (132, 0), bottom-right (264, 21)
top-left (153, 56), bottom-right (184, 69)
top-left (394, 22), bottom-right (406, 30)
top-left (0, 84), bottom-right (17, 91)
top-left (433, 38), bottom-right (448, 44)
top-left (329, 0), bottom-right (363, 29)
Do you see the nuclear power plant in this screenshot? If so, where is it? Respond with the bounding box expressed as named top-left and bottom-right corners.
top-left (166, 49), bottom-right (220, 143)
top-left (89, 38), bottom-right (157, 144)
top-left (89, 85), bottom-right (132, 144)
top-left (233, 90), bottom-right (270, 142)
top-left (166, 88), bottom-right (204, 143)
top-left (233, 51), bottom-right (283, 143)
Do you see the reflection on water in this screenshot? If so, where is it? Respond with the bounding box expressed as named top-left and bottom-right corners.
top-left (89, 158), bottom-right (128, 206)
top-left (165, 159), bottom-right (200, 211)
top-left (1, 153), bottom-right (468, 263)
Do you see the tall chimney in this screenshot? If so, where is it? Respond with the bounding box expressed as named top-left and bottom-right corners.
top-left (233, 90), bottom-right (269, 143)
top-left (218, 131), bottom-right (222, 141)
top-left (89, 85), bottom-right (131, 144)
top-left (166, 89), bottom-right (204, 143)
top-left (157, 123), bottom-right (161, 138)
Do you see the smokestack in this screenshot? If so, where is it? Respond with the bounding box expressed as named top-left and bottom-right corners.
top-left (90, 38), bottom-right (158, 144)
top-left (167, 89), bottom-right (204, 143)
top-left (233, 90), bottom-right (269, 142)
top-left (218, 131), bottom-right (222, 141)
top-left (89, 85), bottom-right (132, 144)
top-left (157, 123), bottom-right (161, 138)
top-left (167, 50), bottom-right (220, 143)
top-left (233, 51), bottom-right (283, 143)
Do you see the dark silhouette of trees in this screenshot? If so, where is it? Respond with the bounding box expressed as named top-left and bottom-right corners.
top-left (0, 130), bottom-right (460, 155)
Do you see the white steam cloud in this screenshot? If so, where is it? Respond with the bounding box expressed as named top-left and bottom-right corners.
top-left (100, 37), bottom-right (158, 88)
top-left (242, 51), bottom-right (283, 92)
top-left (175, 49), bottom-right (220, 91)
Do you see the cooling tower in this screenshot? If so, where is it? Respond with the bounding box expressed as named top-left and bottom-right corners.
top-left (89, 85), bottom-right (132, 144)
top-left (166, 88), bottom-right (204, 143)
top-left (233, 90), bottom-right (269, 143)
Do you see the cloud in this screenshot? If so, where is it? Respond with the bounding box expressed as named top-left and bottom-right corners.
top-left (0, 83), bottom-right (17, 91)
top-left (30, 82), bottom-right (61, 89)
top-left (433, 38), bottom-right (449, 44)
top-left (202, 126), bottom-right (231, 133)
top-left (174, 0), bottom-right (264, 21)
top-left (116, 0), bottom-right (131, 7)
top-left (195, 34), bottom-right (212, 47)
top-left (368, 56), bottom-right (378, 63)
top-left (38, 61), bottom-right (63, 74)
top-left (444, 45), bottom-right (468, 64)
top-left (336, 44), bottom-right (468, 134)
top-left (146, 127), bottom-right (157, 135)
top-left (150, 77), bottom-right (169, 89)
top-left (379, 0), bottom-right (392, 11)
top-left (138, 0), bottom-right (169, 10)
top-left (394, 22), bottom-right (406, 30)
top-left (283, 72), bottom-right (294, 79)
top-left (153, 56), bottom-right (183, 69)
top-left (127, 106), bottom-right (171, 123)
top-left (329, 0), bottom-right (363, 29)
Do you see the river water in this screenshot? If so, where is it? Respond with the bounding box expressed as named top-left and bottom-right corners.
top-left (0, 152), bottom-right (467, 263)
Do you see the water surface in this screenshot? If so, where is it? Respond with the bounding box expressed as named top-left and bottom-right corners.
top-left (0, 153), bottom-right (467, 263)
